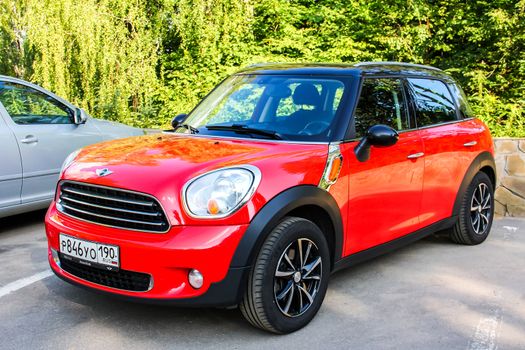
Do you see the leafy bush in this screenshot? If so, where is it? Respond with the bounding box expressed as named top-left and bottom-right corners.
top-left (0, 0), bottom-right (524, 136)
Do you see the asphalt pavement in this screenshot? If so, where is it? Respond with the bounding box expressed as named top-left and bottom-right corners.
top-left (0, 210), bottom-right (524, 349)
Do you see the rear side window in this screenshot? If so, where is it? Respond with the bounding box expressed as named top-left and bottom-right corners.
top-left (407, 78), bottom-right (457, 127)
top-left (449, 83), bottom-right (474, 119)
top-left (353, 78), bottom-right (409, 138)
top-left (0, 81), bottom-right (74, 125)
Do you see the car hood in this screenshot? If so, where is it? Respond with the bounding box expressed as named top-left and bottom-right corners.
top-left (89, 117), bottom-right (144, 138)
top-left (62, 134), bottom-right (329, 225)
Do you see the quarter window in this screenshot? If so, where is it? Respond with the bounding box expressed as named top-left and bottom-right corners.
top-left (0, 82), bottom-right (74, 125)
top-left (353, 78), bottom-right (409, 138)
top-left (449, 83), bottom-right (474, 119)
top-left (407, 78), bottom-right (457, 127)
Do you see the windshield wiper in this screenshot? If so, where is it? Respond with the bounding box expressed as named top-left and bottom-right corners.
top-left (205, 124), bottom-right (284, 140)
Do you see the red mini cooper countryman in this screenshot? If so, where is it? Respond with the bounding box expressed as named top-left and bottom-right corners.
top-left (45, 62), bottom-right (496, 333)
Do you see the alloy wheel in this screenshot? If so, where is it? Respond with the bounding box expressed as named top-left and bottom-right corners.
top-left (273, 238), bottom-right (322, 317)
top-left (470, 182), bottom-right (491, 235)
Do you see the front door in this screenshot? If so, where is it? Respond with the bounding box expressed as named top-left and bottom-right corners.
top-left (0, 81), bottom-right (101, 203)
top-left (343, 77), bottom-right (425, 256)
top-left (0, 108), bottom-right (22, 208)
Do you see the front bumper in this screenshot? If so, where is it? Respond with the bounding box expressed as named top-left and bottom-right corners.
top-left (45, 203), bottom-right (249, 306)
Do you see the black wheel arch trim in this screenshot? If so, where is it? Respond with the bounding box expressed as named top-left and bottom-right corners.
top-left (452, 151), bottom-right (496, 217)
top-left (230, 185), bottom-right (344, 269)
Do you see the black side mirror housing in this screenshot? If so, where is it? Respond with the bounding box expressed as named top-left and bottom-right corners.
top-left (354, 124), bottom-right (399, 162)
top-left (171, 114), bottom-right (187, 129)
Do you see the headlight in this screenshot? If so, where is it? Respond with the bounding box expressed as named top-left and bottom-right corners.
top-left (183, 165), bottom-right (261, 218)
top-left (60, 149), bottom-right (81, 174)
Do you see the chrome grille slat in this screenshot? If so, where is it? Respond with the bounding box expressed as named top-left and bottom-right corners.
top-left (61, 194), bottom-right (161, 217)
top-left (61, 187), bottom-right (154, 206)
top-left (57, 181), bottom-right (170, 233)
top-left (59, 203), bottom-right (165, 226)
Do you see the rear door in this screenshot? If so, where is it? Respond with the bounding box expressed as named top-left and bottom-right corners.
top-left (0, 80), bottom-right (102, 203)
top-left (0, 105), bottom-right (22, 208)
top-left (406, 78), bottom-right (479, 227)
top-left (343, 77), bottom-right (425, 255)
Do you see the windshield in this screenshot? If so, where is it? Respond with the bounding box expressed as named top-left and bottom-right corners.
top-left (177, 74), bottom-right (351, 142)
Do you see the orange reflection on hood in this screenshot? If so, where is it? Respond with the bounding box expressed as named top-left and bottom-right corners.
top-left (77, 134), bottom-right (265, 166)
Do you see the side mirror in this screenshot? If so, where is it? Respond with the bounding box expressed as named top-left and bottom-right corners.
top-left (354, 124), bottom-right (399, 162)
top-left (73, 108), bottom-right (87, 125)
top-left (171, 114), bottom-right (187, 129)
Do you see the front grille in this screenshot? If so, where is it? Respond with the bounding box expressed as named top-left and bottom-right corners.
top-left (59, 253), bottom-right (152, 292)
top-left (57, 181), bottom-right (170, 233)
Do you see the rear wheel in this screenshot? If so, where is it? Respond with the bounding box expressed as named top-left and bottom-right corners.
top-left (449, 171), bottom-right (494, 245)
top-left (240, 217), bottom-right (330, 334)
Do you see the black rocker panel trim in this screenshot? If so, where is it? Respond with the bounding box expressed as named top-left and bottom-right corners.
top-left (452, 151), bottom-right (496, 217)
top-left (333, 216), bottom-right (457, 272)
top-left (230, 185), bottom-right (344, 268)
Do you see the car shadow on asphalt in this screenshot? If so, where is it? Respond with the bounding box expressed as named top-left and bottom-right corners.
top-left (0, 209), bottom-right (47, 235)
top-left (39, 232), bottom-right (459, 339)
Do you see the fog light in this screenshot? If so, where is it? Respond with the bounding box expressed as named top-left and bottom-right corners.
top-left (188, 269), bottom-right (204, 289)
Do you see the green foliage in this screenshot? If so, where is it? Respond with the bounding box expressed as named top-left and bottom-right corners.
top-left (0, 0), bottom-right (524, 136)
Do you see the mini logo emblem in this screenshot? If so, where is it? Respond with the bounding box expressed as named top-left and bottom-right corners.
top-left (95, 168), bottom-right (113, 177)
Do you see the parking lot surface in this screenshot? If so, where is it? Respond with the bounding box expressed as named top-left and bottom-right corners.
top-left (0, 211), bottom-right (524, 350)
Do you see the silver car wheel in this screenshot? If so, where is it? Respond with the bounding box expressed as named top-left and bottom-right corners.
top-left (273, 238), bottom-right (322, 318)
top-left (470, 183), bottom-right (491, 235)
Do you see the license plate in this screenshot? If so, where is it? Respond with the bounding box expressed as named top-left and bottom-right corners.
top-left (59, 234), bottom-right (120, 271)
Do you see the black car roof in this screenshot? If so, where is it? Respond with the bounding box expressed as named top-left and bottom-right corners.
top-left (236, 62), bottom-right (454, 82)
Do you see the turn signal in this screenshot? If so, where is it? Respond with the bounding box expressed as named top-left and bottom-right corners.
top-left (328, 156), bottom-right (342, 182)
top-left (207, 199), bottom-right (220, 215)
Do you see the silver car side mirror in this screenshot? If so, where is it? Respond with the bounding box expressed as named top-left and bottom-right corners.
top-left (73, 108), bottom-right (88, 125)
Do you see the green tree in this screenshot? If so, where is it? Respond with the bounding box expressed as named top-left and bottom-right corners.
top-left (0, 0), bottom-right (524, 135)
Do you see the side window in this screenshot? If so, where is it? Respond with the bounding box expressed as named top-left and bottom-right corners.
top-left (407, 78), bottom-right (457, 127)
top-left (353, 78), bottom-right (409, 138)
top-left (0, 82), bottom-right (74, 125)
top-left (449, 83), bottom-right (474, 119)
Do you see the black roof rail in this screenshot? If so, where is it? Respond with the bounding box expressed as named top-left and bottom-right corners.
top-left (354, 61), bottom-right (442, 72)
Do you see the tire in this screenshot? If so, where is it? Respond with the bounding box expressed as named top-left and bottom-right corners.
top-left (449, 171), bottom-right (494, 245)
top-left (240, 216), bottom-right (331, 334)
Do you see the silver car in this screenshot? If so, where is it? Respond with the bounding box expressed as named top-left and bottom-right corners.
top-left (0, 75), bottom-right (143, 218)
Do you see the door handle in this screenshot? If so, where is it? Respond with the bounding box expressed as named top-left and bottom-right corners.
top-left (20, 135), bottom-right (38, 144)
top-left (407, 152), bottom-right (424, 159)
top-left (463, 141), bottom-right (477, 147)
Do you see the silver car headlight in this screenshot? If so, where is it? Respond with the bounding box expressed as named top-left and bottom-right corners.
top-left (182, 165), bottom-right (261, 218)
top-left (60, 149), bottom-right (81, 174)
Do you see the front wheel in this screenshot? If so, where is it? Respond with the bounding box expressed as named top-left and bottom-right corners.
top-left (240, 217), bottom-right (331, 334)
top-left (449, 171), bottom-right (494, 245)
